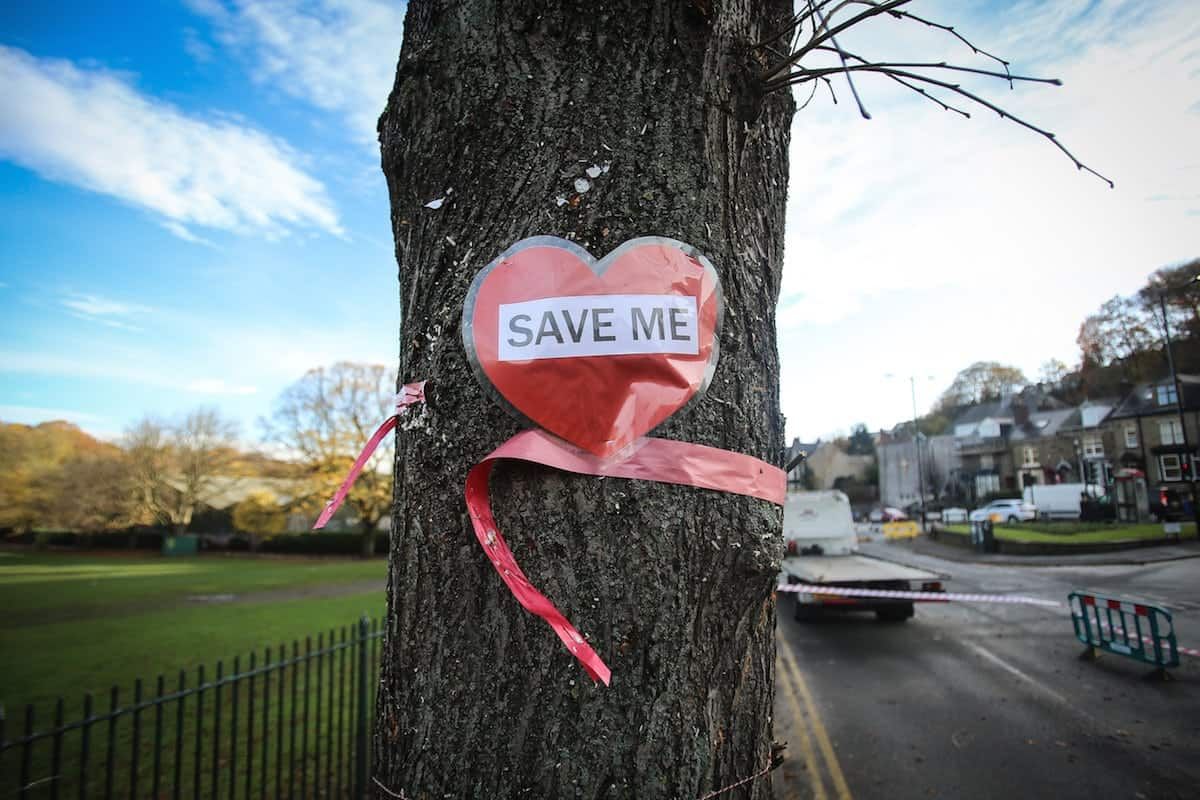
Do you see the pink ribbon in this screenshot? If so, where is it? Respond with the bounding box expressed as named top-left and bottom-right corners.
top-left (317, 380), bottom-right (787, 685)
top-left (312, 381), bottom-right (425, 530)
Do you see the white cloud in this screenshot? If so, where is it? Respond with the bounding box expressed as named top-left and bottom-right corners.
top-left (188, 0), bottom-right (405, 145)
top-left (61, 293), bottom-right (151, 318)
top-left (60, 292), bottom-right (154, 331)
top-left (0, 45), bottom-right (342, 240)
top-left (186, 378), bottom-right (258, 395)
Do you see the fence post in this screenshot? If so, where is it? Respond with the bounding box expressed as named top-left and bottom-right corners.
top-left (355, 615), bottom-right (370, 799)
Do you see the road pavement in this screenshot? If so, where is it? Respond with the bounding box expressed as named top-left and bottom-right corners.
top-left (772, 539), bottom-right (1200, 800)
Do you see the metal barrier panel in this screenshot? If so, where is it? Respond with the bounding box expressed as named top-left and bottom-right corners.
top-left (1069, 591), bottom-right (1180, 669)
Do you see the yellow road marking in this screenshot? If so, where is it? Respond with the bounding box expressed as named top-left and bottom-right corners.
top-left (779, 636), bottom-right (854, 800)
top-left (776, 641), bottom-right (828, 800)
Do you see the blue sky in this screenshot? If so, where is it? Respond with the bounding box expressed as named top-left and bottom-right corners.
top-left (1, 1), bottom-right (1197, 445)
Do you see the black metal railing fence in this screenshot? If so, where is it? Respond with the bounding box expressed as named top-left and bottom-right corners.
top-left (1, 616), bottom-right (382, 799)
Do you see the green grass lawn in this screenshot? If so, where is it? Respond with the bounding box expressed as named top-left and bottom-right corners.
top-left (942, 521), bottom-right (1198, 544)
top-left (0, 549), bottom-right (388, 798)
top-left (0, 550), bottom-right (386, 616)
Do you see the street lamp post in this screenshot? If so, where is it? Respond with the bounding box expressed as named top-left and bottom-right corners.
top-left (910, 377), bottom-right (927, 531)
top-left (886, 374), bottom-right (936, 530)
top-left (1157, 275), bottom-right (1200, 531)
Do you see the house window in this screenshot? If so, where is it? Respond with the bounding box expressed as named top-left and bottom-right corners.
top-left (1022, 446), bottom-right (1038, 466)
top-left (1082, 435), bottom-right (1104, 457)
top-left (1159, 454), bottom-right (1182, 481)
top-left (1124, 424), bottom-right (1138, 449)
top-left (975, 473), bottom-right (1000, 496)
top-left (1159, 419), bottom-right (1184, 446)
top-left (1157, 384), bottom-right (1178, 406)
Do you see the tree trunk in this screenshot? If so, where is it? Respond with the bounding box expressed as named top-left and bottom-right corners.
top-left (377, 2), bottom-right (793, 797)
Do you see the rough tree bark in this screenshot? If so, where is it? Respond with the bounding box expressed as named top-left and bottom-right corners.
top-left (376, 2), bottom-right (794, 797)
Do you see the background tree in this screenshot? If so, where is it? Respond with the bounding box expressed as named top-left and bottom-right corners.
top-left (1139, 258), bottom-right (1200, 341)
top-left (263, 362), bottom-right (393, 558)
top-left (124, 409), bottom-right (240, 534)
top-left (846, 422), bottom-right (876, 455)
top-left (47, 451), bottom-right (134, 531)
top-left (1038, 358), bottom-right (1070, 387)
top-left (0, 421), bottom-right (122, 533)
top-left (1075, 295), bottom-right (1156, 379)
top-left (232, 490), bottom-right (287, 552)
top-left (936, 361), bottom-right (1028, 411)
top-left (375, 2), bottom-right (1103, 796)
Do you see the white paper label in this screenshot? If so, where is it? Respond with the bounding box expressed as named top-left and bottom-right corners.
top-left (498, 294), bottom-right (699, 361)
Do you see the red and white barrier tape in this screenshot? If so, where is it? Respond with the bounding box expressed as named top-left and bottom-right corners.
top-left (317, 380), bottom-right (786, 685)
top-left (776, 583), bottom-right (1062, 608)
top-left (778, 585), bottom-right (1199, 659)
top-left (1092, 619), bottom-right (1199, 659)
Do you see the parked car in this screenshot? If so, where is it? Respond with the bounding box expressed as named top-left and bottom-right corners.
top-left (870, 506), bottom-right (908, 522)
top-left (969, 499), bottom-right (1037, 523)
top-left (941, 507), bottom-right (968, 524)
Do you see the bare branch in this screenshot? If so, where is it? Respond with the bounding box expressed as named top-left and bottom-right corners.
top-left (761, 0), bottom-right (912, 83)
top-left (783, 65), bottom-right (1114, 187)
top-left (757, 3), bottom-right (1110, 186)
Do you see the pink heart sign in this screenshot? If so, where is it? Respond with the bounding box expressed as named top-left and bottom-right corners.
top-left (462, 236), bottom-right (723, 457)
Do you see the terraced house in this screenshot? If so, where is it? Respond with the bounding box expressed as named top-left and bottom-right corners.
top-left (1107, 375), bottom-right (1200, 520)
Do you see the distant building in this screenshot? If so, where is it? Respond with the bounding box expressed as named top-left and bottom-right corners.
top-left (878, 433), bottom-right (957, 509)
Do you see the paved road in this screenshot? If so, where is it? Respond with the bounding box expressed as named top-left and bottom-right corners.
top-left (772, 540), bottom-right (1200, 800)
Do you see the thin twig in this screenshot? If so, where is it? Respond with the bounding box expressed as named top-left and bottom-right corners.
top-left (810, 0), bottom-right (872, 119)
top-left (766, 62), bottom-right (1059, 93)
top-left (372, 776), bottom-right (409, 799)
top-left (694, 744), bottom-right (787, 800)
top-left (796, 78), bottom-right (822, 112)
top-left (887, 9), bottom-right (1012, 86)
top-left (882, 73), bottom-right (972, 117)
top-left (809, 46), bottom-right (971, 116)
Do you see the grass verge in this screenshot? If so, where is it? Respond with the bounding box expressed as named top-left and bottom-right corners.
top-left (942, 522), bottom-right (1197, 544)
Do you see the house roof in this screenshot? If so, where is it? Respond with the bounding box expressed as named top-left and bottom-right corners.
top-left (1010, 407), bottom-right (1077, 441)
top-left (163, 475), bottom-right (304, 510)
top-left (951, 399), bottom-right (1013, 427)
top-left (1109, 374), bottom-right (1200, 419)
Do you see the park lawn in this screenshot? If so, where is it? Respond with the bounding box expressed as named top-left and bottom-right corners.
top-left (0, 550), bottom-right (386, 617)
top-left (2, 584), bottom-right (385, 711)
top-left (0, 586), bottom-right (387, 800)
top-left (942, 522), bottom-right (1197, 544)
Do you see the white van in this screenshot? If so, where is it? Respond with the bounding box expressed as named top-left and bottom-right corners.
top-left (1022, 483), bottom-right (1103, 520)
top-left (780, 490), bottom-right (946, 622)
